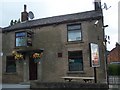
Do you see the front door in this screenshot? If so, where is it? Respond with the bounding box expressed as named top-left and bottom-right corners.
top-left (29, 56), bottom-right (37, 80)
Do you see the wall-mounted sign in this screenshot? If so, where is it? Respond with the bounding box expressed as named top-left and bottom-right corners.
top-left (89, 43), bottom-right (100, 67)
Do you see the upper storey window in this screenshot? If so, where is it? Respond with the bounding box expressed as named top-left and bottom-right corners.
top-left (67, 24), bottom-right (82, 42)
top-left (15, 31), bottom-right (32, 47)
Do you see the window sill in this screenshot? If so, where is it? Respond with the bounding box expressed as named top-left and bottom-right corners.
top-left (66, 41), bottom-right (84, 44)
top-left (3, 72), bottom-right (18, 75)
top-left (67, 71), bottom-right (85, 74)
top-left (14, 46), bottom-right (28, 49)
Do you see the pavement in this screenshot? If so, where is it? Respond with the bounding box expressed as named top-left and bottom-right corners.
top-left (0, 84), bottom-right (30, 90)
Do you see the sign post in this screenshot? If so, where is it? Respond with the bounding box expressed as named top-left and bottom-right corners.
top-left (89, 43), bottom-right (100, 83)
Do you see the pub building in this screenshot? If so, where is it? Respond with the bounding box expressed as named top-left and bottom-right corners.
top-left (2, 1), bottom-right (107, 84)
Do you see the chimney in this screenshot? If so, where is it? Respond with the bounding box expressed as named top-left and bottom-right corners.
top-left (94, 0), bottom-right (102, 11)
top-left (21, 4), bottom-right (28, 22)
top-left (116, 42), bottom-right (120, 47)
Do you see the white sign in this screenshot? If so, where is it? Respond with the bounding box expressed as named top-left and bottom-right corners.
top-left (90, 43), bottom-right (100, 67)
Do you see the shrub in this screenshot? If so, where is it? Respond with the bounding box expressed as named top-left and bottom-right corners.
top-left (108, 64), bottom-right (120, 76)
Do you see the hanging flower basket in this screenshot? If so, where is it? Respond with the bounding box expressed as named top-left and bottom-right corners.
top-left (12, 50), bottom-right (24, 62)
top-left (32, 53), bottom-right (43, 63)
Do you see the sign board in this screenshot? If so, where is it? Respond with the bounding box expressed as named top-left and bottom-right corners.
top-left (89, 43), bottom-right (100, 67)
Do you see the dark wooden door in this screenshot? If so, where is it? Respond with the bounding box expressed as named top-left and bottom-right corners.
top-left (29, 56), bottom-right (37, 80)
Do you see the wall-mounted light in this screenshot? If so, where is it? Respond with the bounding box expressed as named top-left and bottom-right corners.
top-left (94, 20), bottom-right (99, 25)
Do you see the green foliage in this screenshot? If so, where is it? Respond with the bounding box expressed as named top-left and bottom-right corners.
top-left (14, 20), bottom-right (17, 24)
top-left (108, 64), bottom-right (120, 76)
top-left (10, 18), bottom-right (21, 26)
top-left (10, 20), bottom-right (14, 26)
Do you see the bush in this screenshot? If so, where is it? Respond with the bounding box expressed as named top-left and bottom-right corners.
top-left (108, 64), bottom-right (120, 76)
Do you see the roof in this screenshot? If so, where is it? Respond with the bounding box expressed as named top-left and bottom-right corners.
top-left (3, 10), bottom-right (103, 32)
top-left (107, 43), bottom-right (120, 57)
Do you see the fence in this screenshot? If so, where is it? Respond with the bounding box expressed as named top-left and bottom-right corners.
top-left (109, 76), bottom-right (120, 85)
top-left (109, 76), bottom-right (120, 89)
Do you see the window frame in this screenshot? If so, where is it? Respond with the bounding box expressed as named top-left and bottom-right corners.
top-left (67, 23), bottom-right (82, 42)
top-left (15, 31), bottom-right (27, 47)
top-left (6, 56), bottom-right (16, 73)
top-left (68, 50), bottom-right (83, 72)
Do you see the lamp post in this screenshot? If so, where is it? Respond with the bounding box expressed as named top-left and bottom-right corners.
top-left (103, 25), bottom-right (109, 85)
top-left (89, 43), bottom-right (100, 83)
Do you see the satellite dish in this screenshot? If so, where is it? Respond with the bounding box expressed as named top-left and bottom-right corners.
top-left (28, 11), bottom-right (34, 19)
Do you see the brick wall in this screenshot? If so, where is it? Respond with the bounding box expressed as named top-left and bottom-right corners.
top-left (107, 43), bottom-right (120, 63)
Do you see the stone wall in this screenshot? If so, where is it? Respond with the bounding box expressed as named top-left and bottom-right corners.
top-left (2, 18), bottom-right (106, 83)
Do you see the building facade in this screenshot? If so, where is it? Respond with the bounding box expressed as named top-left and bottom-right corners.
top-left (2, 1), bottom-right (107, 84)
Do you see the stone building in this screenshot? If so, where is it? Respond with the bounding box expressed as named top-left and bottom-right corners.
top-left (2, 1), bottom-right (107, 84)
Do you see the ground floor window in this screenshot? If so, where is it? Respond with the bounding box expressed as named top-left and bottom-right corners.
top-left (68, 51), bottom-right (83, 71)
top-left (6, 56), bottom-right (16, 73)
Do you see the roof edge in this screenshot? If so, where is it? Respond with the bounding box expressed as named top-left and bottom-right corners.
top-left (3, 10), bottom-right (103, 32)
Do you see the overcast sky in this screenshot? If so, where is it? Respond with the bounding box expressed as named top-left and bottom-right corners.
top-left (0, 0), bottom-right (119, 50)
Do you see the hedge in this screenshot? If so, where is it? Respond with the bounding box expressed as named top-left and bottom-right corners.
top-left (108, 64), bottom-right (120, 76)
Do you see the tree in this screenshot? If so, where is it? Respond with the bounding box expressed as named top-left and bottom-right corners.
top-left (10, 20), bottom-right (14, 26)
top-left (10, 19), bottom-right (21, 26)
top-left (14, 20), bottom-right (17, 24)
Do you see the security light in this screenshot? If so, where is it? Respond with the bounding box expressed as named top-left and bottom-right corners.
top-left (94, 20), bottom-right (99, 25)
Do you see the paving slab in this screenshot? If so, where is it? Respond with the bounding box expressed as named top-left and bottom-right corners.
top-left (1, 84), bottom-right (30, 90)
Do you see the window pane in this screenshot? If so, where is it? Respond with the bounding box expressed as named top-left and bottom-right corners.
top-left (15, 32), bottom-right (33, 47)
top-left (16, 32), bottom-right (26, 37)
top-left (6, 56), bottom-right (16, 73)
top-left (69, 62), bottom-right (83, 71)
top-left (15, 32), bottom-right (27, 47)
top-left (69, 51), bottom-right (82, 57)
top-left (68, 25), bottom-right (80, 30)
top-left (68, 30), bottom-right (81, 41)
top-left (67, 24), bottom-right (82, 42)
top-left (68, 51), bottom-right (83, 71)
top-left (16, 37), bottom-right (27, 46)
